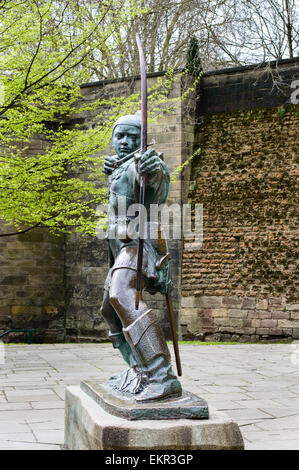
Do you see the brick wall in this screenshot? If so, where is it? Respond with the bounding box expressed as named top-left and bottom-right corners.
top-left (0, 225), bottom-right (65, 342)
top-left (180, 104), bottom-right (299, 342)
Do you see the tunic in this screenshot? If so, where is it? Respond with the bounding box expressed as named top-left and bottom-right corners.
top-left (104, 154), bottom-right (172, 295)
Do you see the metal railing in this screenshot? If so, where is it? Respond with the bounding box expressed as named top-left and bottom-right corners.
top-left (0, 329), bottom-right (36, 344)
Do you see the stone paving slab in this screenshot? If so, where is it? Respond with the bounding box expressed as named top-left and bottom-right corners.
top-left (0, 409), bottom-right (64, 422)
top-left (31, 401), bottom-right (65, 410)
top-left (34, 429), bottom-right (64, 445)
top-left (0, 343), bottom-right (299, 450)
top-left (0, 402), bottom-right (32, 411)
top-left (0, 422), bottom-right (30, 433)
top-left (245, 440), bottom-right (299, 450)
top-left (234, 399), bottom-right (282, 409)
top-left (29, 419), bottom-right (65, 431)
top-left (1, 432), bottom-right (37, 443)
top-left (0, 440), bottom-right (61, 450)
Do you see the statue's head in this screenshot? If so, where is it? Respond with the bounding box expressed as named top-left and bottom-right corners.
top-left (112, 111), bottom-right (141, 159)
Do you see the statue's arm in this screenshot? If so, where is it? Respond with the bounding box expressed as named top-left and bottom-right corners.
top-left (128, 149), bottom-right (168, 188)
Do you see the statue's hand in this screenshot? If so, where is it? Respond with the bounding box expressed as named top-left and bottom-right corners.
top-left (103, 155), bottom-right (119, 175)
top-left (136, 149), bottom-right (163, 175)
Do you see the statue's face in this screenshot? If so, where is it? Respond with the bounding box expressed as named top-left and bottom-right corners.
top-left (112, 124), bottom-right (141, 159)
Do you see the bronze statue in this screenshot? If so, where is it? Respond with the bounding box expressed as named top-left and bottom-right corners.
top-left (100, 111), bottom-right (182, 402)
top-left (99, 36), bottom-right (182, 403)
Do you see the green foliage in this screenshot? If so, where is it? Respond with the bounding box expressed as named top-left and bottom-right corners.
top-left (171, 146), bottom-right (201, 183)
top-left (185, 36), bottom-right (202, 76)
top-left (175, 340), bottom-right (293, 345)
top-left (277, 107), bottom-right (286, 119)
top-left (0, 0), bottom-right (196, 237)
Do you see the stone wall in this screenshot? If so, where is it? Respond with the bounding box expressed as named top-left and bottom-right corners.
top-left (198, 57), bottom-right (299, 115)
top-left (180, 103), bottom-right (299, 341)
top-left (179, 59), bottom-right (299, 342)
top-left (0, 229), bottom-right (65, 343)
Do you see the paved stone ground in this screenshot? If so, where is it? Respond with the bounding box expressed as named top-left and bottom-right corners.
top-left (0, 343), bottom-right (298, 450)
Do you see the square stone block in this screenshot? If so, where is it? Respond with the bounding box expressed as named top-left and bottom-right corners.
top-left (64, 386), bottom-right (244, 450)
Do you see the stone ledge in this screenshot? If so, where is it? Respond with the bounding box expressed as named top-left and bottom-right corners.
top-left (80, 381), bottom-right (209, 421)
top-left (64, 386), bottom-right (244, 450)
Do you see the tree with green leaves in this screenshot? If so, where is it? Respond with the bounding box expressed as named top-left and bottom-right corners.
top-left (0, 0), bottom-right (191, 237)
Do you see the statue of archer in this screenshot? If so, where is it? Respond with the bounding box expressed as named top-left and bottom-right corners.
top-left (99, 36), bottom-right (182, 403)
top-left (100, 111), bottom-right (182, 402)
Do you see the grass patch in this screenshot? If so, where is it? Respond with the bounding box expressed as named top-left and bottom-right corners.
top-left (178, 341), bottom-right (239, 345)
top-left (4, 343), bottom-right (28, 345)
top-left (169, 340), bottom-right (293, 345)
top-left (5, 339), bottom-right (293, 346)
top-left (175, 341), bottom-right (246, 345)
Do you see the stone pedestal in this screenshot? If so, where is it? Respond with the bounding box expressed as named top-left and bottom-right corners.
top-left (64, 384), bottom-right (244, 450)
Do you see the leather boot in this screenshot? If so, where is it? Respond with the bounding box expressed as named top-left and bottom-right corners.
top-left (109, 331), bottom-right (135, 367)
top-left (123, 309), bottom-right (182, 402)
top-left (107, 331), bottom-right (145, 393)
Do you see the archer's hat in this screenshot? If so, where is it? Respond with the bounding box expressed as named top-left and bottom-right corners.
top-left (112, 111), bottom-right (141, 134)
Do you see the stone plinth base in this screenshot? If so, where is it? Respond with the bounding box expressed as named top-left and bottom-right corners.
top-left (80, 381), bottom-right (209, 420)
top-left (64, 385), bottom-right (244, 450)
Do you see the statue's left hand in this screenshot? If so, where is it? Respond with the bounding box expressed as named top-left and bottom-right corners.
top-left (103, 155), bottom-right (119, 175)
top-left (136, 149), bottom-right (163, 175)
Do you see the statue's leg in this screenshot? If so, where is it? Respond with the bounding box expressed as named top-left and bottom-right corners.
top-left (109, 268), bottom-right (182, 402)
top-left (100, 287), bottom-right (144, 392)
top-left (100, 288), bottom-right (135, 368)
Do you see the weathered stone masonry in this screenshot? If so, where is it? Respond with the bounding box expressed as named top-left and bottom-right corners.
top-left (181, 58), bottom-right (299, 341)
top-left (0, 58), bottom-right (298, 342)
top-left (0, 137), bottom-right (66, 342)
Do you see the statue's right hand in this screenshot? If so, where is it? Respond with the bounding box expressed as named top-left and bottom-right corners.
top-left (102, 155), bottom-right (119, 175)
